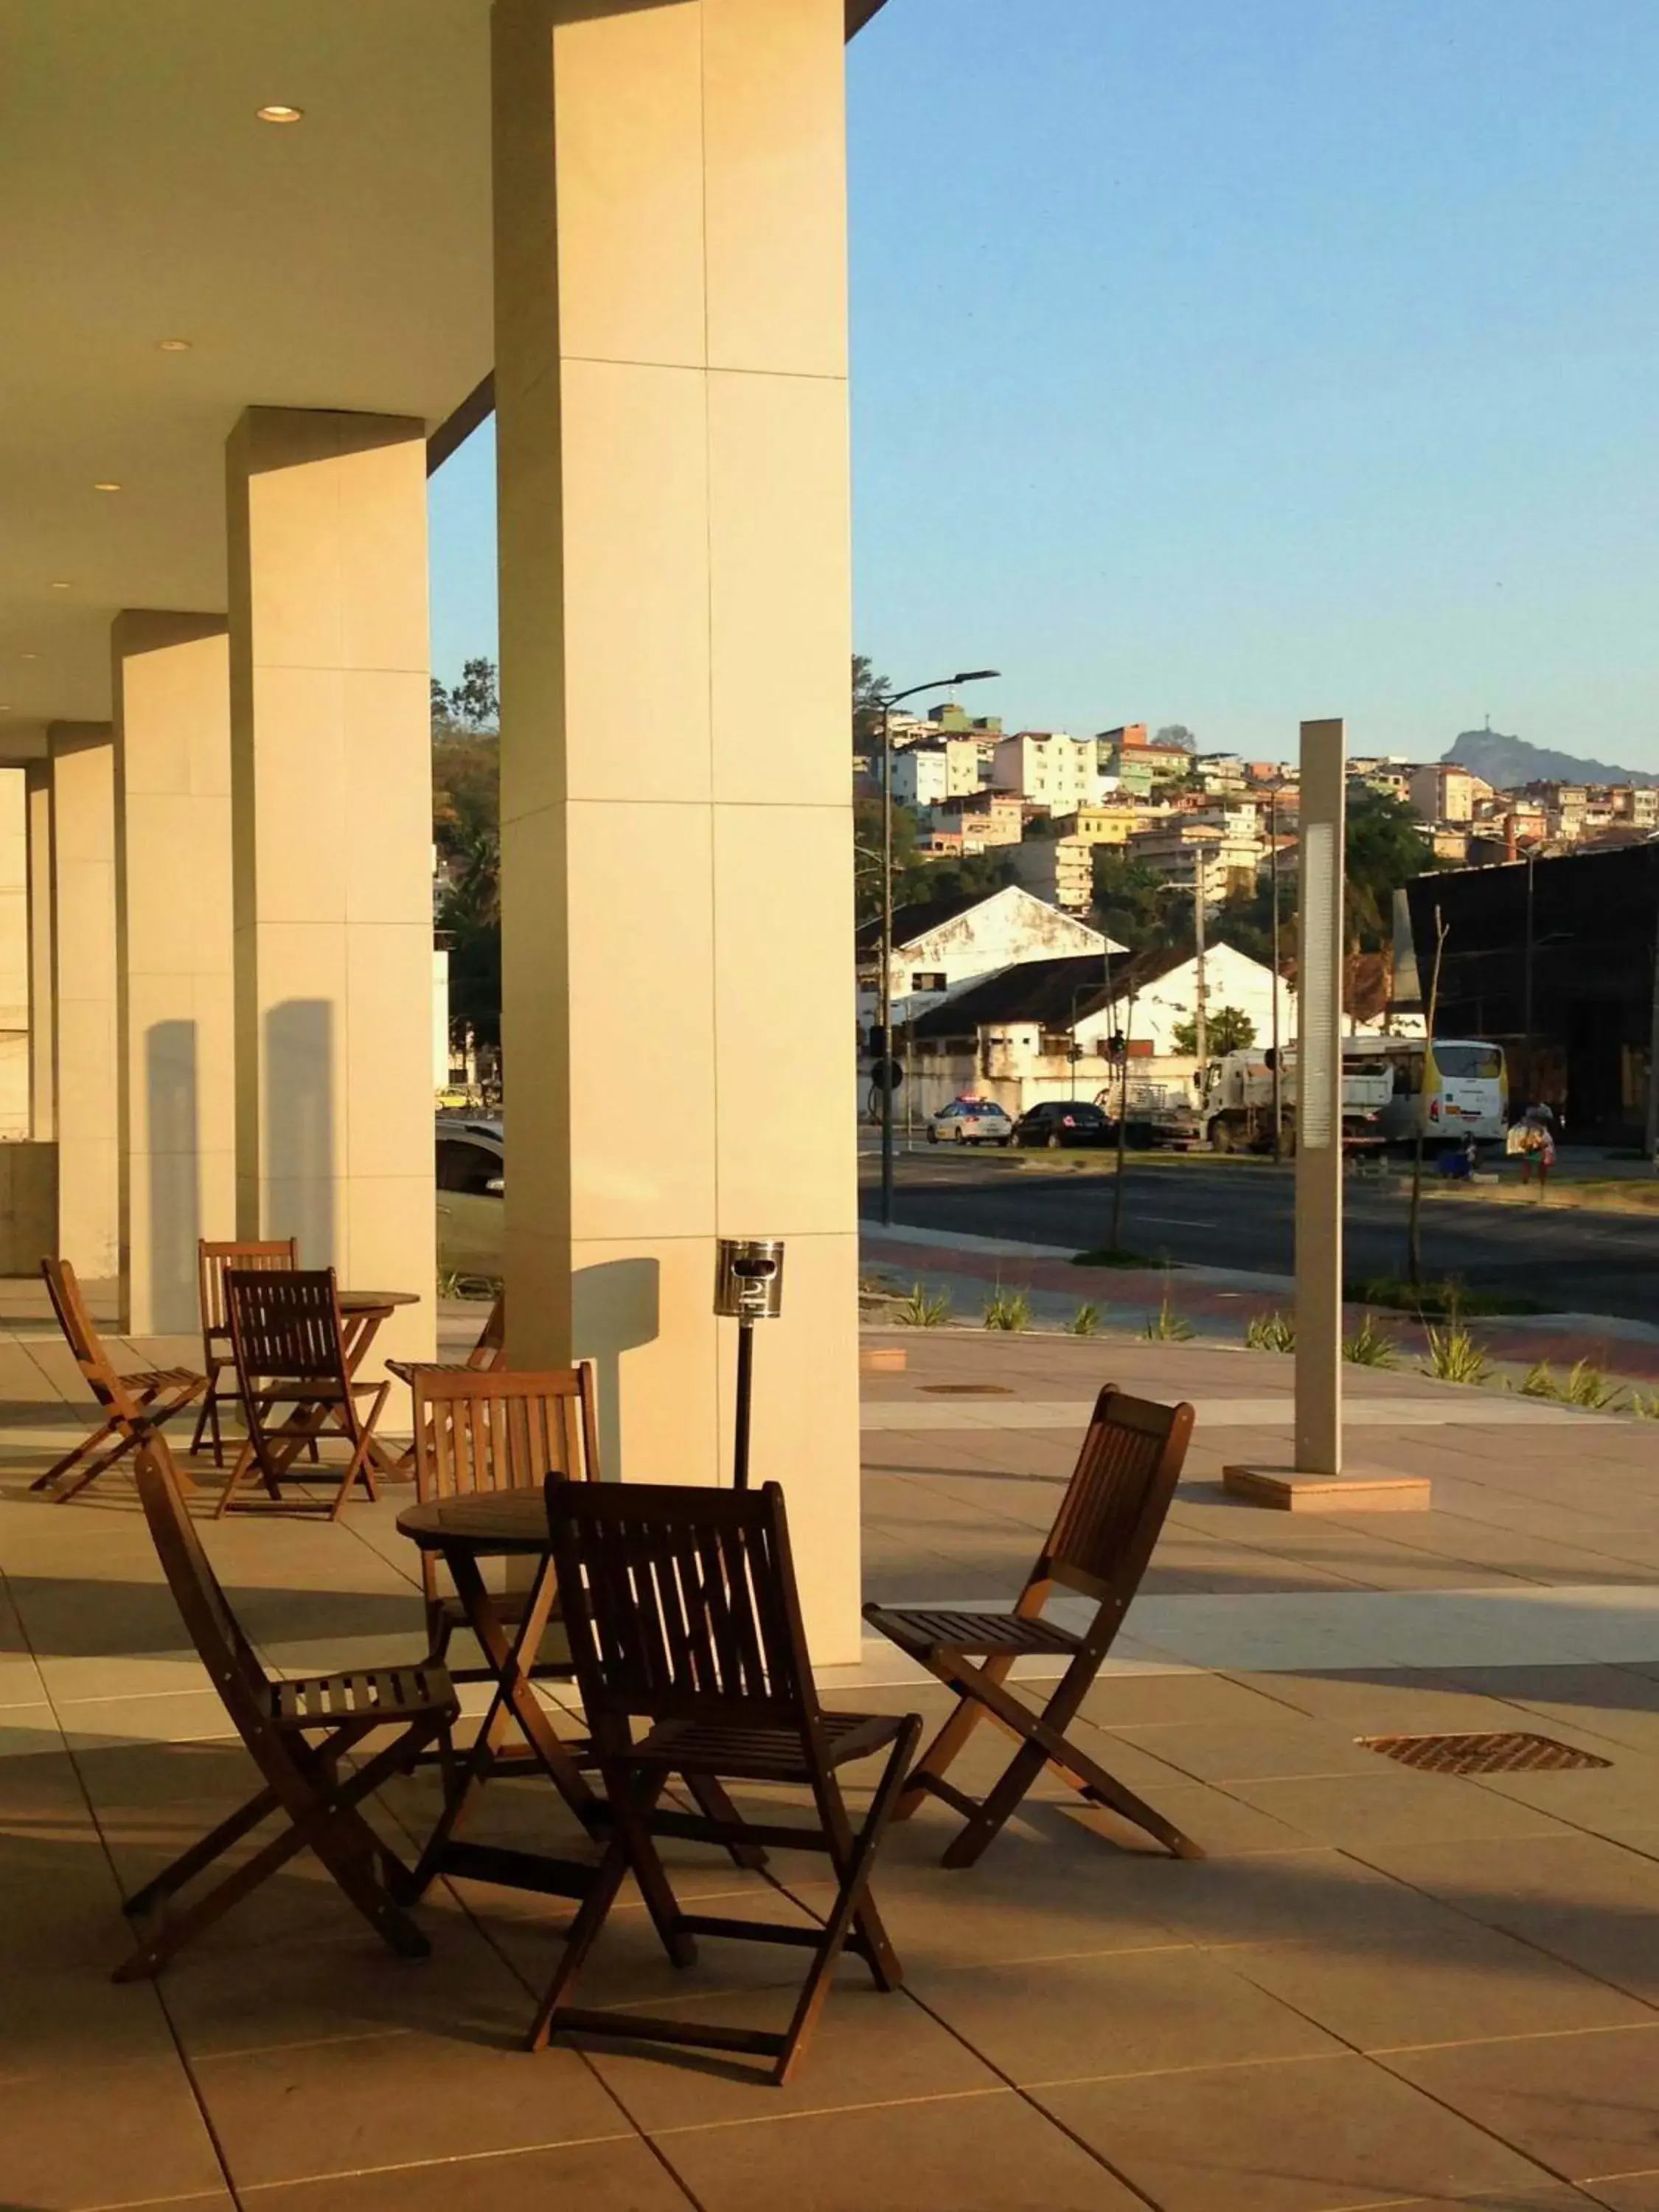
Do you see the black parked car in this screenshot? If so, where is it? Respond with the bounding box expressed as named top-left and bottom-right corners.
top-left (1012, 1099), bottom-right (1114, 1149)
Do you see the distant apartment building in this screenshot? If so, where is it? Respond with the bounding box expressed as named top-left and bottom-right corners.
top-left (1007, 835), bottom-right (1096, 914)
top-left (1099, 726), bottom-right (1192, 797)
top-left (991, 730), bottom-right (1102, 813)
top-left (1408, 762), bottom-right (1475, 825)
top-left (1127, 819), bottom-right (1260, 909)
top-left (927, 790), bottom-right (1025, 847)
top-left (886, 737), bottom-right (981, 809)
top-left (1050, 803), bottom-right (1155, 849)
top-left (928, 703), bottom-right (1004, 740)
top-left (1616, 786), bottom-right (1659, 828)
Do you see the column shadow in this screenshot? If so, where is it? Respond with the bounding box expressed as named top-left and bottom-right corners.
top-left (264, 999), bottom-right (335, 1262)
top-left (143, 1019), bottom-right (199, 1332)
top-left (572, 1256), bottom-right (659, 1481)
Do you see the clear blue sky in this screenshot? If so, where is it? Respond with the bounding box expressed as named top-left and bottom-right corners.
top-left (429, 0), bottom-right (1659, 767)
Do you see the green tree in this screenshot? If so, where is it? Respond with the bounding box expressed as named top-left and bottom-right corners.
top-left (1154, 723), bottom-right (1197, 751)
top-left (1171, 1004), bottom-right (1256, 1056)
top-left (852, 653), bottom-right (888, 750)
top-left (1089, 851), bottom-right (1190, 953)
top-left (852, 795), bottom-right (1012, 925)
top-left (1346, 788), bottom-right (1443, 950)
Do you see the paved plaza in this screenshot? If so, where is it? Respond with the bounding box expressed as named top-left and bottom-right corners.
top-left (10, 1312), bottom-right (1659, 2209)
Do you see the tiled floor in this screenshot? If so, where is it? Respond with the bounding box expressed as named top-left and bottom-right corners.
top-left (12, 1318), bottom-right (1659, 2207)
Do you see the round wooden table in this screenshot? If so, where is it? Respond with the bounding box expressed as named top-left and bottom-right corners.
top-left (396, 1489), bottom-right (602, 1902)
top-left (337, 1287), bottom-right (420, 1374)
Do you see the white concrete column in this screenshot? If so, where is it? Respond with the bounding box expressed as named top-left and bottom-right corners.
top-left (493, 0), bottom-right (860, 1654)
top-left (49, 723), bottom-right (118, 1280)
top-left (112, 612), bottom-right (235, 1332)
top-left (25, 762), bottom-right (54, 1141)
top-left (0, 771), bottom-right (30, 1141)
top-left (225, 408), bottom-right (437, 1373)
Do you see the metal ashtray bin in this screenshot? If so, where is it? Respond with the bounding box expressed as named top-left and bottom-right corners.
top-left (714, 1237), bottom-right (785, 1489)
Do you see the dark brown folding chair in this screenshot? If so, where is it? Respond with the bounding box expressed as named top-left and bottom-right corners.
top-left (529, 1478), bottom-right (922, 2084)
top-left (190, 1237), bottom-right (299, 1466)
top-left (863, 1385), bottom-right (1204, 1869)
top-left (32, 1258), bottom-right (205, 1501)
top-left (114, 1436), bottom-right (456, 1980)
top-left (408, 1365), bottom-right (599, 1672)
top-left (216, 1268), bottom-right (388, 1519)
top-left (386, 1289), bottom-right (505, 1389)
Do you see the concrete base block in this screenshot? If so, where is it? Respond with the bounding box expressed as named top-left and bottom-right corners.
top-left (861, 1346), bottom-right (907, 1374)
top-left (1222, 1461), bottom-right (1431, 1512)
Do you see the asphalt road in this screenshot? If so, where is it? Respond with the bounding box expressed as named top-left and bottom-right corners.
top-left (860, 1151), bottom-right (1659, 1326)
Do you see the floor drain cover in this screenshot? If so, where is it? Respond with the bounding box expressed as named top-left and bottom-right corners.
top-left (1358, 1731), bottom-right (1611, 1775)
top-left (921, 1383), bottom-right (1016, 1397)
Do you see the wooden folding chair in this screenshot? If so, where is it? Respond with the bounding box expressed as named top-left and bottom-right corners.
top-left (863, 1385), bottom-right (1204, 1869)
top-left (190, 1238), bottom-right (299, 1466)
top-left (114, 1436), bottom-right (456, 1980)
top-left (530, 1478), bottom-right (922, 2084)
top-left (386, 1290), bottom-right (505, 1388)
top-left (32, 1258), bottom-right (205, 1501)
top-left (216, 1268), bottom-right (388, 1519)
top-left (408, 1365), bottom-right (599, 1673)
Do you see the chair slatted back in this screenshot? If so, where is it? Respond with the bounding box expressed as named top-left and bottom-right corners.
top-left (1037, 1385), bottom-right (1193, 1612)
top-left (133, 1437), bottom-right (268, 1722)
top-left (466, 1293), bottom-right (507, 1372)
top-left (226, 1267), bottom-right (349, 1391)
top-left (546, 1480), bottom-right (816, 1735)
top-left (198, 1239), bottom-right (298, 1342)
top-left (41, 1257), bottom-right (126, 1408)
top-left (411, 1366), bottom-right (598, 1503)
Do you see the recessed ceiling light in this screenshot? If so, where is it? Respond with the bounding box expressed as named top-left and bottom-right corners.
top-left (93, 481), bottom-right (122, 493)
top-left (158, 338), bottom-right (192, 352)
top-left (257, 104), bottom-right (303, 124)
top-left (18, 653), bottom-right (38, 661)
top-left (49, 580), bottom-right (71, 591)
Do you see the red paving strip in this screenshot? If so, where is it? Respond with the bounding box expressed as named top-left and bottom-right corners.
top-left (866, 1234), bottom-right (1659, 1383)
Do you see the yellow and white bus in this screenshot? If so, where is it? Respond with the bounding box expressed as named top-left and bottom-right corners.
top-left (1342, 1035), bottom-right (1509, 1147)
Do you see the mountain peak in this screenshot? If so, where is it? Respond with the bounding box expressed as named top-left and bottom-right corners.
top-left (1443, 728), bottom-right (1659, 789)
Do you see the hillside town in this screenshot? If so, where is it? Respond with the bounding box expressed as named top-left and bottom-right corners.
top-left (856, 698), bottom-right (1659, 1144)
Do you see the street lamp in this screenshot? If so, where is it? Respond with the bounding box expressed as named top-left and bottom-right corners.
top-left (873, 668), bottom-right (1001, 1226)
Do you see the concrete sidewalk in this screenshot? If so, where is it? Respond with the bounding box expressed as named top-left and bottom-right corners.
top-left (12, 1327), bottom-right (1659, 2208)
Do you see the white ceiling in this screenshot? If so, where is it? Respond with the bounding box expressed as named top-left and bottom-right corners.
top-left (0, 0), bottom-right (495, 740)
top-left (0, 0), bottom-right (886, 754)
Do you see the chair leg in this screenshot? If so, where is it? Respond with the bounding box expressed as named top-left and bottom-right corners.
top-left (29, 1419), bottom-right (116, 1492)
top-left (682, 1773), bottom-right (768, 1871)
top-left (893, 1653), bottom-right (1015, 1820)
top-left (526, 1770), bottom-right (687, 2054)
top-left (776, 1720), bottom-right (921, 2084)
top-left (121, 1786), bottom-right (280, 1916)
top-left (939, 1736), bottom-right (1050, 1870)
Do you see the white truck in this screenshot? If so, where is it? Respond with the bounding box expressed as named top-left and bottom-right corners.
top-left (1154, 1047), bottom-right (1394, 1154)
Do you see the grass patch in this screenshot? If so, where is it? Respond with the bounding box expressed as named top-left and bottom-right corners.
top-left (895, 1282), bottom-right (952, 1328)
top-left (1068, 1301), bottom-right (1102, 1338)
top-left (1352, 1273), bottom-right (1549, 1319)
top-left (1343, 1313), bottom-right (1399, 1368)
top-left (1519, 1357), bottom-right (1620, 1410)
top-left (1245, 1310), bottom-right (1295, 1353)
top-left (1073, 1247), bottom-right (1164, 1269)
top-left (982, 1281), bottom-right (1032, 1332)
top-left (1141, 1281), bottom-right (1195, 1343)
top-left (1421, 1314), bottom-right (1493, 1388)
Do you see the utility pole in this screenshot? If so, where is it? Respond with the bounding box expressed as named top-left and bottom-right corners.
top-left (1520, 849), bottom-right (1536, 1109)
top-left (878, 695), bottom-right (895, 1225)
top-left (1283, 787), bottom-right (1292, 1168)
top-left (1111, 988), bottom-right (1133, 1253)
top-left (1193, 858), bottom-right (1208, 1063)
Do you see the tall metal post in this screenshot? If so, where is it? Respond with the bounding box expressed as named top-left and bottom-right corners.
top-left (1293, 720), bottom-right (1346, 1478)
top-left (1520, 850), bottom-right (1536, 1109)
top-left (1192, 860), bottom-right (1208, 1062)
top-left (879, 698), bottom-right (895, 1226)
top-left (1283, 787), bottom-right (1292, 1159)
